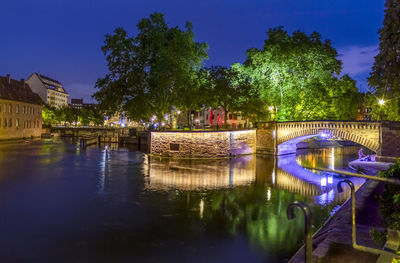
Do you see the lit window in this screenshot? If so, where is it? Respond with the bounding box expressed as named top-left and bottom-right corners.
top-left (9, 104), bottom-right (12, 113)
top-left (16, 118), bottom-right (19, 128)
top-left (16, 105), bottom-right (19, 114)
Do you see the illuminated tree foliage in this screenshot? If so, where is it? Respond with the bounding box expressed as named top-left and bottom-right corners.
top-left (368, 0), bottom-right (400, 120)
top-left (42, 105), bottom-right (104, 127)
top-left (94, 12), bottom-right (209, 122)
top-left (235, 27), bottom-right (359, 121)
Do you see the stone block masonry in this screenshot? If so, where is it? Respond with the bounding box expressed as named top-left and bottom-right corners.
top-left (150, 130), bottom-right (256, 158)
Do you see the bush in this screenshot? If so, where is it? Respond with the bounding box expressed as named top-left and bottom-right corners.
top-left (378, 159), bottom-right (400, 231)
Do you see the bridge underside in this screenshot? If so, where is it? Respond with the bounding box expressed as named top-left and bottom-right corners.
top-left (278, 135), bottom-right (318, 155)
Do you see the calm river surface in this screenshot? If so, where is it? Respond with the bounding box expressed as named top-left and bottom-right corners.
top-left (0, 139), bottom-right (369, 262)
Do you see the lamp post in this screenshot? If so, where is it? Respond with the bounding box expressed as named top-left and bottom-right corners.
top-left (378, 99), bottom-right (385, 121)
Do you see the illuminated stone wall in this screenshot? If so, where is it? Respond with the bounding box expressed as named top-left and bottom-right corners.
top-left (150, 130), bottom-right (256, 158)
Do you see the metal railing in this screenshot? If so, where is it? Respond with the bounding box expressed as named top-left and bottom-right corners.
top-left (288, 167), bottom-right (400, 263)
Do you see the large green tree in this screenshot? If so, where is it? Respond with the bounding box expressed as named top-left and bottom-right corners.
top-left (235, 27), bottom-right (359, 121)
top-left (368, 0), bottom-right (400, 120)
top-left (94, 12), bottom-right (208, 123)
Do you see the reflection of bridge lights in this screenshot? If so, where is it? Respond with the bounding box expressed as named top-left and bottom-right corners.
top-left (267, 188), bottom-right (271, 201)
top-left (320, 177), bottom-right (327, 187)
top-left (331, 147), bottom-right (335, 170)
top-left (199, 199), bottom-right (204, 219)
top-left (272, 169), bottom-right (276, 184)
top-left (328, 176), bottom-right (333, 184)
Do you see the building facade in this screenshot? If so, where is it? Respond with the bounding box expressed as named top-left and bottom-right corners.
top-left (176, 107), bottom-right (251, 129)
top-left (70, 98), bottom-right (98, 110)
top-left (26, 72), bottom-right (69, 108)
top-left (0, 75), bottom-right (43, 140)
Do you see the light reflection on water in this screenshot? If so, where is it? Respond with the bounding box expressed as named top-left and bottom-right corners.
top-left (0, 140), bottom-right (369, 263)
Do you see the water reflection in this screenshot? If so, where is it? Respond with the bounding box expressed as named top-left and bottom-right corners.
top-left (145, 156), bottom-right (256, 190)
top-left (0, 141), bottom-right (369, 263)
top-left (145, 149), bottom-right (365, 205)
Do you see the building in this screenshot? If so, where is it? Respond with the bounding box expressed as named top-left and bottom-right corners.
top-left (176, 107), bottom-right (251, 129)
top-left (26, 72), bottom-right (69, 108)
top-left (70, 98), bottom-right (98, 110)
top-left (0, 74), bottom-right (43, 139)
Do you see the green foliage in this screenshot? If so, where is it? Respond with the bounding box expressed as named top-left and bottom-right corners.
top-left (368, 0), bottom-right (400, 121)
top-left (41, 105), bottom-right (105, 127)
top-left (369, 228), bottom-right (387, 247)
top-left (235, 27), bottom-right (360, 121)
top-left (94, 12), bottom-right (208, 122)
top-left (378, 159), bottom-right (400, 231)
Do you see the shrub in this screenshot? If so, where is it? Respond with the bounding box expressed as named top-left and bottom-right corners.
top-left (378, 159), bottom-right (400, 231)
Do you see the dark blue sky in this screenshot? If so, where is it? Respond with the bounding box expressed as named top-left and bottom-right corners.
top-left (1, 0), bottom-right (384, 102)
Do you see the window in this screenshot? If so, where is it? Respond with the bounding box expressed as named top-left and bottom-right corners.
top-left (37, 120), bottom-right (40, 128)
top-left (8, 118), bottom-right (12, 127)
top-left (170, 143), bottom-right (180, 151)
top-left (8, 104), bottom-right (12, 113)
top-left (16, 105), bottom-right (19, 114)
top-left (3, 118), bottom-right (7, 128)
top-left (16, 118), bottom-right (19, 128)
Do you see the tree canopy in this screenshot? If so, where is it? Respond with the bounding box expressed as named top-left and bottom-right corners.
top-left (368, 0), bottom-right (400, 120)
top-left (94, 12), bottom-right (209, 122)
top-left (234, 27), bottom-right (359, 121)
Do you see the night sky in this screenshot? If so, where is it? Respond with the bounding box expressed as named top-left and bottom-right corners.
top-left (1, 0), bottom-right (385, 102)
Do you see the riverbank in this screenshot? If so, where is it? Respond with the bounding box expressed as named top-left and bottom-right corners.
top-left (289, 160), bottom-right (395, 263)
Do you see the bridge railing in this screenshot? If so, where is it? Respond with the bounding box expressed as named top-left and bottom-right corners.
top-left (288, 167), bottom-right (400, 263)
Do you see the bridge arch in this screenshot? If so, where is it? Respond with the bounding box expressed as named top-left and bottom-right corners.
top-left (276, 127), bottom-right (380, 155)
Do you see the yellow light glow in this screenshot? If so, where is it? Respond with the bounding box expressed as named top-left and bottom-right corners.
top-left (378, 99), bottom-right (385, 106)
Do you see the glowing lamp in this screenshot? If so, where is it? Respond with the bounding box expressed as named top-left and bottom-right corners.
top-left (268, 106), bottom-right (273, 111)
top-left (378, 99), bottom-right (385, 106)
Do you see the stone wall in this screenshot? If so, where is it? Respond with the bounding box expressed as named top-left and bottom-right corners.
top-left (380, 121), bottom-right (400, 160)
top-left (0, 99), bottom-right (42, 140)
top-left (150, 130), bottom-right (256, 158)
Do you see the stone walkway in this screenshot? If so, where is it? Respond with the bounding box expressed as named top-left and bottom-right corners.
top-left (289, 161), bottom-right (395, 263)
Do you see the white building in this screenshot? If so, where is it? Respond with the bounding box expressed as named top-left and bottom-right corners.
top-left (27, 73), bottom-right (69, 108)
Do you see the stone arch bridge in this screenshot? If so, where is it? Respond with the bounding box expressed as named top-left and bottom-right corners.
top-left (256, 120), bottom-right (400, 161)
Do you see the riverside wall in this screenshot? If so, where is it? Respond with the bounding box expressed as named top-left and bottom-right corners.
top-left (150, 130), bottom-right (256, 158)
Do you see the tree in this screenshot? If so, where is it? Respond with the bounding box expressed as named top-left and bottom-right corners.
top-left (235, 27), bottom-right (360, 121)
top-left (368, 0), bottom-right (400, 120)
top-left (94, 12), bottom-right (208, 124)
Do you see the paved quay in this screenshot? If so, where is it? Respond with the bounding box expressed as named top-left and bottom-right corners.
top-left (289, 160), bottom-right (398, 263)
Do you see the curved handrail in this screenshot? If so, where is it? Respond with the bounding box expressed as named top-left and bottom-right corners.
top-left (287, 201), bottom-right (313, 263)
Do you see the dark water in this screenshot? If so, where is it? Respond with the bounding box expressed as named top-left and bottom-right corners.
top-left (0, 139), bottom-right (368, 262)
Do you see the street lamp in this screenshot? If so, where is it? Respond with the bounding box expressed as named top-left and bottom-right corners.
top-left (378, 98), bottom-right (385, 121)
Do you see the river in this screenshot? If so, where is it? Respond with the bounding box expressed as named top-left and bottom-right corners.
top-left (0, 139), bottom-right (370, 262)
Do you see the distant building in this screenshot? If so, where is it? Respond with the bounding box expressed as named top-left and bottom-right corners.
top-left (356, 93), bottom-right (373, 121)
top-left (70, 98), bottom-right (97, 109)
top-left (0, 74), bottom-right (43, 140)
top-left (177, 107), bottom-right (251, 129)
top-left (26, 72), bottom-right (69, 108)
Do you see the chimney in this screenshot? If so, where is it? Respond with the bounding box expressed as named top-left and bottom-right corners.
top-left (6, 74), bottom-right (10, 84)
top-left (21, 78), bottom-right (25, 88)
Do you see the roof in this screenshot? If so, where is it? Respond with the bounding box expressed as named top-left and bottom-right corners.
top-left (0, 75), bottom-right (44, 105)
top-left (71, 98), bottom-right (83, 104)
top-left (33, 72), bottom-right (68, 94)
top-left (36, 73), bottom-right (62, 85)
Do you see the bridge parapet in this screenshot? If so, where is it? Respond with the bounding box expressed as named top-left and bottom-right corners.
top-left (257, 121), bottom-right (400, 161)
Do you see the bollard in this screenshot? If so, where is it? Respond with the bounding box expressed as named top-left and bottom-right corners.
top-left (287, 201), bottom-right (313, 263)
